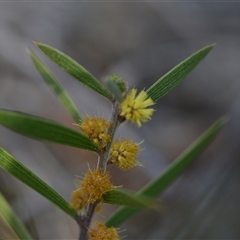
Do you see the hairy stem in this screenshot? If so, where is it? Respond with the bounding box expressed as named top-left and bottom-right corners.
top-left (78, 202), bottom-right (99, 240)
top-left (98, 100), bottom-right (120, 170)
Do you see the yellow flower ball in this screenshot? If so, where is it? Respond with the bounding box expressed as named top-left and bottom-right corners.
top-left (120, 89), bottom-right (155, 127)
top-left (89, 222), bottom-right (119, 240)
top-left (70, 189), bottom-right (88, 211)
top-left (81, 169), bottom-right (114, 203)
top-left (79, 117), bottom-right (110, 148)
top-left (110, 140), bottom-right (141, 170)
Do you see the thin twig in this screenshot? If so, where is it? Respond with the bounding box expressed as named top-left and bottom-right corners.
top-left (98, 100), bottom-right (120, 170)
top-left (78, 202), bottom-right (99, 240)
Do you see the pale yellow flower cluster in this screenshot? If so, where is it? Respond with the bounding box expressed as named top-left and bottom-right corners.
top-left (110, 140), bottom-right (140, 170)
top-left (70, 189), bottom-right (88, 211)
top-left (79, 117), bottom-right (110, 148)
top-left (71, 169), bottom-right (114, 210)
top-left (81, 169), bottom-right (114, 203)
top-left (89, 221), bottom-right (119, 240)
top-left (120, 89), bottom-right (155, 127)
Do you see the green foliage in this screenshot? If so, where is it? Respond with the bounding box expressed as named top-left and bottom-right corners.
top-left (105, 117), bottom-right (226, 227)
top-left (0, 42), bottom-right (222, 240)
top-left (105, 78), bottom-right (123, 102)
top-left (0, 148), bottom-right (77, 218)
top-left (28, 49), bottom-right (82, 123)
top-left (34, 41), bottom-right (112, 99)
top-left (103, 189), bottom-right (159, 209)
top-left (146, 44), bottom-right (215, 102)
top-left (0, 109), bottom-right (97, 151)
top-left (0, 193), bottom-right (33, 240)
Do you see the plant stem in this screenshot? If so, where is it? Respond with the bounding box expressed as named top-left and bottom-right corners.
top-left (77, 101), bottom-right (121, 240)
top-left (98, 100), bottom-right (120, 170)
top-left (78, 202), bottom-right (99, 240)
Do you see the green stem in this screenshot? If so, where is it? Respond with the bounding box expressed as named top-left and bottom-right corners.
top-left (98, 100), bottom-right (120, 170)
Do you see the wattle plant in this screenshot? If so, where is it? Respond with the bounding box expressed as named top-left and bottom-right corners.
top-left (0, 41), bottom-right (226, 240)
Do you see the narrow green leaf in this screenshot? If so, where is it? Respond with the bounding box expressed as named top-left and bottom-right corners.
top-left (105, 79), bottom-right (122, 102)
top-left (146, 44), bottom-right (215, 102)
top-left (0, 109), bottom-right (98, 152)
top-left (0, 193), bottom-right (33, 240)
top-left (106, 116), bottom-right (226, 227)
top-left (103, 189), bottom-right (159, 209)
top-left (0, 148), bottom-right (77, 218)
top-left (34, 41), bottom-right (111, 99)
top-left (28, 49), bottom-right (82, 123)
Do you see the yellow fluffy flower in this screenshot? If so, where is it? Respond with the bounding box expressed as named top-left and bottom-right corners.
top-left (89, 222), bottom-right (119, 240)
top-left (120, 89), bottom-right (155, 127)
top-left (79, 117), bottom-right (110, 148)
top-left (81, 169), bottom-right (114, 203)
top-left (70, 189), bottom-right (88, 211)
top-left (109, 140), bottom-right (141, 170)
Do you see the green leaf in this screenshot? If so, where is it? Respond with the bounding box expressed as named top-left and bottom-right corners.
top-left (0, 148), bottom-right (77, 218)
top-left (0, 109), bottom-right (98, 151)
top-left (0, 193), bottom-right (33, 240)
top-left (106, 116), bottom-right (227, 227)
top-left (105, 79), bottom-right (123, 102)
top-left (28, 49), bottom-right (82, 123)
top-left (146, 44), bottom-right (215, 102)
top-left (103, 189), bottom-right (159, 209)
top-left (34, 41), bottom-right (111, 99)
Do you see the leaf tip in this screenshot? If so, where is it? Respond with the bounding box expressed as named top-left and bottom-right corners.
top-left (206, 42), bottom-right (217, 51)
top-left (33, 40), bottom-right (45, 50)
top-left (219, 115), bottom-right (230, 125)
top-left (26, 47), bottom-right (36, 56)
top-left (33, 40), bottom-right (40, 45)
top-left (26, 47), bottom-right (32, 55)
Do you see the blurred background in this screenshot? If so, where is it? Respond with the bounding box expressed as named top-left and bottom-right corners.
top-left (0, 2), bottom-right (240, 239)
